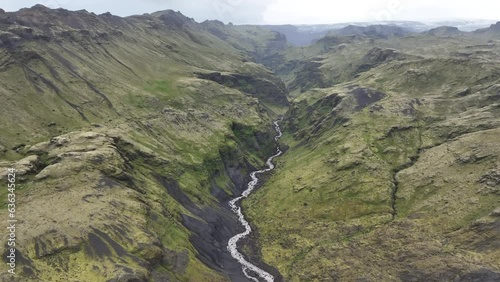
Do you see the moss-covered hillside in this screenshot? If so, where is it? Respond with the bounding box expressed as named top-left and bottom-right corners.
top-left (245, 24), bottom-right (500, 281)
top-left (0, 5), bottom-right (288, 281)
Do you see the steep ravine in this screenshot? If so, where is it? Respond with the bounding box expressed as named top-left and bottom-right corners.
top-left (390, 154), bottom-right (420, 220)
top-left (228, 120), bottom-right (283, 282)
top-left (158, 122), bottom-right (285, 281)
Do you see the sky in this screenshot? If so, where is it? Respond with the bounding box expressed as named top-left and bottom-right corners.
top-left (1, 0), bottom-right (499, 24)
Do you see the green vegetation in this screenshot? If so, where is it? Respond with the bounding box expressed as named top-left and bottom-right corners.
top-left (0, 6), bottom-right (287, 282)
top-left (245, 29), bottom-right (500, 280)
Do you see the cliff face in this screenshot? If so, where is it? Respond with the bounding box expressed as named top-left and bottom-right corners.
top-left (0, 5), bottom-right (288, 281)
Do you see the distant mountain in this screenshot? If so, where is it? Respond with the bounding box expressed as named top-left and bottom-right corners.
top-left (424, 26), bottom-right (465, 37)
top-left (260, 25), bottom-right (322, 46)
top-left (260, 20), bottom-right (497, 46)
top-left (431, 19), bottom-right (499, 32)
top-left (260, 23), bottom-right (413, 46)
top-left (474, 21), bottom-right (500, 35)
top-left (327, 24), bottom-right (410, 39)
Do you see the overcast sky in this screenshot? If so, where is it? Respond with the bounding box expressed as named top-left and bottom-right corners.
top-left (1, 0), bottom-right (499, 24)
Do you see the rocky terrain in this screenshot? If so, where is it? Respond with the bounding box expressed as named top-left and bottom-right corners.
top-left (0, 4), bottom-right (499, 282)
top-left (0, 5), bottom-right (287, 281)
top-left (244, 22), bottom-right (500, 281)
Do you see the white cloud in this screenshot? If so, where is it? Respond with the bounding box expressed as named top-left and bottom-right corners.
top-left (263, 0), bottom-right (386, 24)
top-left (262, 0), bottom-right (500, 24)
top-left (1, 0), bottom-right (499, 24)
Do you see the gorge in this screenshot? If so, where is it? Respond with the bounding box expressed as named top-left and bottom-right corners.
top-left (0, 5), bottom-right (499, 282)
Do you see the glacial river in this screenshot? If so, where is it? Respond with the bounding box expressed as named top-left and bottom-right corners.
top-left (227, 119), bottom-right (283, 282)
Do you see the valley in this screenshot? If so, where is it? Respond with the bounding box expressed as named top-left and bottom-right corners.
top-left (245, 23), bottom-right (500, 281)
top-left (0, 6), bottom-right (287, 281)
top-left (227, 119), bottom-right (283, 282)
top-left (0, 5), bottom-right (499, 282)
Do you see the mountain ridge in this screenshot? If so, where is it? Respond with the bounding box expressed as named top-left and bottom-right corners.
top-left (0, 6), bottom-right (288, 281)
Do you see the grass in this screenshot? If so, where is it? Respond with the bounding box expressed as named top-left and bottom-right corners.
top-left (243, 33), bottom-right (500, 279)
top-left (0, 11), bottom-right (293, 281)
top-left (144, 79), bottom-right (181, 99)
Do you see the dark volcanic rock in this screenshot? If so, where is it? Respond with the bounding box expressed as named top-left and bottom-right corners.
top-left (355, 47), bottom-right (401, 73)
top-left (479, 169), bottom-right (500, 189)
top-left (155, 176), bottom-right (252, 281)
top-left (425, 26), bottom-right (464, 37)
top-left (456, 87), bottom-right (472, 97)
top-left (350, 87), bottom-right (386, 111)
top-left (459, 269), bottom-right (500, 282)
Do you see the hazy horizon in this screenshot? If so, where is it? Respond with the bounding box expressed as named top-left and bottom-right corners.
top-left (1, 0), bottom-right (499, 25)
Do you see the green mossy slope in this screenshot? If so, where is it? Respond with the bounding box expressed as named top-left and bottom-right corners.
top-left (0, 6), bottom-right (287, 281)
top-left (245, 30), bottom-right (500, 281)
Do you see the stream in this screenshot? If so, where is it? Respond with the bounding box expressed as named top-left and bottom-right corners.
top-left (227, 119), bottom-right (283, 282)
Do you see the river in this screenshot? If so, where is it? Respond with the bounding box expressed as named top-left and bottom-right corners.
top-left (227, 119), bottom-right (283, 282)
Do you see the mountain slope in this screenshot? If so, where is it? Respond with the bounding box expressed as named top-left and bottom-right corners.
top-left (245, 25), bottom-right (500, 281)
top-left (424, 26), bottom-right (465, 37)
top-left (0, 6), bottom-right (288, 281)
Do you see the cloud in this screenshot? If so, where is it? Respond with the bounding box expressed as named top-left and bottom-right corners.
top-left (155, 0), bottom-right (273, 23)
top-left (1, 0), bottom-right (499, 24)
top-left (262, 0), bottom-right (500, 24)
top-left (263, 0), bottom-right (386, 24)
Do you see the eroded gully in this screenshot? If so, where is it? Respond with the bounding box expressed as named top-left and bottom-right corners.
top-left (227, 119), bottom-right (283, 282)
